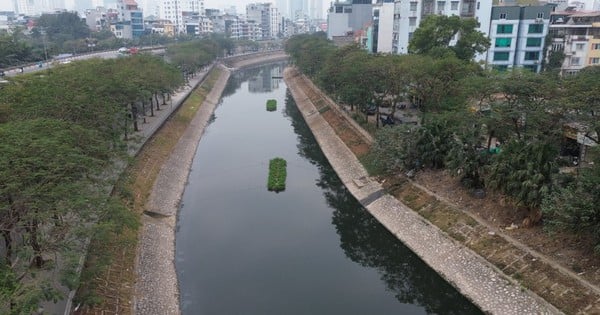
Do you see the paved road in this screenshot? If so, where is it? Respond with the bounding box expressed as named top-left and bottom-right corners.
top-left (2, 48), bottom-right (165, 77)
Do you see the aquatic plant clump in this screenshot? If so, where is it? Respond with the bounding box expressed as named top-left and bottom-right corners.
top-left (266, 99), bottom-right (277, 112)
top-left (268, 157), bottom-right (287, 192)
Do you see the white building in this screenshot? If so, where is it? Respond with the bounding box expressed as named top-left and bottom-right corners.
top-left (327, 0), bottom-right (374, 39)
top-left (247, 3), bottom-right (280, 39)
top-left (392, 0), bottom-right (492, 59)
top-left (310, 0), bottom-right (324, 19)
top-left (15, 0), bottom-right (36, 15)
top-left (159, 0), bottom-right (203, 33)
top-left (372, 0), bottom-right (395, 53)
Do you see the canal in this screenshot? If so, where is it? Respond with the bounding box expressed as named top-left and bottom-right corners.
top-left (175, 63), bottom-right (483, 315)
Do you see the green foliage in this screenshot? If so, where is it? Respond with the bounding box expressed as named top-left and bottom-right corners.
top-left (486, 140), bottom-right (559, 210)
top-left (266, 99), bottom-right (277, 111)
top-left (371, 125), bottom-right (420, 174)
top-left (408, 15), bottom-right (490, 61)
top-left (285, 33), bottom-right (335, 78)
top-left (166, 37), bottom-right (231, 76)
top-left (543, 150), bottom-right (600, 252)
top-left (35, 12), bottom-right (90, 47)
top-left (0, 51), bottom-right (191, 311)
top-left (287, 28), bottom-right (599, 252)
top-left (0, 30), bottom-right (37, 67)
top-left (444, 112), bottom-right (490, 188)
top-left (267, 158), bottom-right (287, 192)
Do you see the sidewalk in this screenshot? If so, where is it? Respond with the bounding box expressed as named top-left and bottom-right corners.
top-left (127, 64), bottom-right (214, 156)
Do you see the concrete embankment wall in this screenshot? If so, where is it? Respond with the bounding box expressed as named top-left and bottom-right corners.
top-left (283, 67), bottom-right (561, 315)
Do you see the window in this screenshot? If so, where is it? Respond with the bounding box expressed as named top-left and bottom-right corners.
top-left (570, 57), bottom-right (580, 65)
top-left (409, 17), bottom-right (417, 26)
top-left (410, 1), bottom-right (418, 11)
top-left (524, 51), bottom-right (540, 60)
top-left (537, 12), bottom-right (544, 18)
top-left (528, 24), bottom-right (543, 33)
top-left (497, 24), bottom-right (513, 34)
top-left (500, 13), bottom-right (507, 19)
top-left (589, 57), bottom-right (600, 64)
top-left (495, 38), bottom-right (511, 47)
top-left (451, 1), bottom-right (459, 10)
top-left (593, 43), bottom-right (600, 50)
top-left (477, 1), bottom-right (480, 9)
top-left (408, 32), bottom-right (414, 40)
top-left (437, 1), bottom-right (445, 11)
top-left (493, 52), bottom-right (510, 61)
top-left (526, 38), bottom-right (542, 47)
top-left (523, 65), bottom-right (537, 72)
top-left (576, 43), bottom-right (584, 50)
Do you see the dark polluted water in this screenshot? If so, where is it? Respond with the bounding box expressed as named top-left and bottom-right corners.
top-left (175, 63), bottom-right (483, 315)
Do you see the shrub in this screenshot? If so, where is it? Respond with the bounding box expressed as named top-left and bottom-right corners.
top-left (268, 157), bottom-right (287, 192)
top-left (266, 99), bottom-right (277, 112)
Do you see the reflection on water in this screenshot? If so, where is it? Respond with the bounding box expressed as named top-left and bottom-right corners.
top-left (222, 62), bottom-right (286, 97)
top-left (175, 64), bottom-right (482, 315)
top-left (283, 92), bottom-right (482, 315)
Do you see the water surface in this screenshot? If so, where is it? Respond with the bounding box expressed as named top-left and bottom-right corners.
top-left (176, 63), bottom-right (483, 315)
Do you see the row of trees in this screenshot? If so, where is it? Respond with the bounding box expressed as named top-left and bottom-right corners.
top-left (1, 12), bottom-right (231, 69)
top-left (0, 35), bottom-right (233, 312)
top-left (285, 29), bottom-right (600, 253)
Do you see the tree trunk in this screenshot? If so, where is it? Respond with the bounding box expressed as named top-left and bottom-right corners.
top-left (162, 93), bottom-right (167, 105)
top-left (153, 96), bottom-right (159, 112)
top-left (131, 103), bottom-right (139, 132)
top-left (141, 102), bottom-right (147, 123)
top-left (28, 218), bottom-right (44, 268)
top-left (154, 93), bottom-right (160, 110)
top-left (2, 230), bottom-right (12, 264)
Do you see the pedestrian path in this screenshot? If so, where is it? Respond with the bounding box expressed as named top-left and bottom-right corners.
top-left (127, 65), bottom-right (214, 156)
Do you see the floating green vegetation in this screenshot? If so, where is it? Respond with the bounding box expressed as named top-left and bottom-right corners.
top-left (268, 157), bottom-right (287, 192)
top-left (266, 99), bottom-right (277, 112)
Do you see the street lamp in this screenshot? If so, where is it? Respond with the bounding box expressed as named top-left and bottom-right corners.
top-left (41, 28), bottom-right (48, 62)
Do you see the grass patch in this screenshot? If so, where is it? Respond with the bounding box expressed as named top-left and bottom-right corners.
top-left (74, 68), bottom-right (222, 312)
top-left (266, 99), bottom-right (277, 111)
top-left (268, 157), bottom-right (287, 192)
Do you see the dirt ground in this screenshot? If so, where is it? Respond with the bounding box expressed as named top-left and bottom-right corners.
top-left (415, 169), bottom-right (600, 286)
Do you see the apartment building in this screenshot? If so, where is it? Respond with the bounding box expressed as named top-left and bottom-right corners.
top-left (372, 0), bottom-right (395, 53)
top-left (392, 0), bottom-right (492, 60)
top-left (327, 0), bottom-right (374, 40)
top-left (486, 4), bottom-right (554, 72)
top-left (159, 0), bottom-right (203, 33)
top-left (246, 3), bottom-right (280, 40)
top-left (549, 11), bottom-right (600, 75)
top-left (116, 0), bottom-right (144, 38)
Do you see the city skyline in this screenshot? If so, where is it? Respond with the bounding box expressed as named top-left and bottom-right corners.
top-left (1, 0), bottom-right (330, 18)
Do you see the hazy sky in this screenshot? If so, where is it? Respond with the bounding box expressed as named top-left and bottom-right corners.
top-left (0, 0), bottom-right (330, 16)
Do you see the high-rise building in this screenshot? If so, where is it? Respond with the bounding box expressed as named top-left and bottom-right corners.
top-left (15, 0), bottom-right (36, 15)
top-left (327, 0), bottom-right (374, 40)
top-left (289, 0), bottom-right (306, 20)
top-left (159, 0), bottom-right (203, 33)
top-left (247, 2), bottom-right (280, 39)
top-left (275, 0), bottom-right (288, 18)
top-left (391, 0), bottom-right (492, 61)
top-left (486, 4), bottom-right (554, 72)
top-left (310, 0), bottom-right (323, 19)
